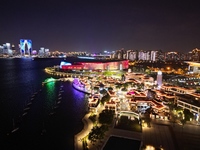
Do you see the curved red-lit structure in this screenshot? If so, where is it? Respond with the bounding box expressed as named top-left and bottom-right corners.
top-left (60, 59), bottom-right (129, 70)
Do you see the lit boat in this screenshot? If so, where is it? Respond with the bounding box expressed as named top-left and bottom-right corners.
top-left (49, 112), bottom-right (55, 116)
top-left (11, 119), bottom-right (19, 133)
top-left (54, 105), bottom-right (58, 109)
top-left (27, 102), bottom-right (32, 106)
top-left (11, 127), bottom-right (19, 133)
top-left (22, 112), bottom-right (28, 116)
top-left (24, 107), bottom-right (30, 111)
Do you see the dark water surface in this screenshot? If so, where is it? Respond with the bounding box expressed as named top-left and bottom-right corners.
top-left (0, 58), bottom-right (88, 150)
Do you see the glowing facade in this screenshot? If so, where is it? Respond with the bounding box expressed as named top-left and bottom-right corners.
top-left (185, 61), bottom-right (200, 74)
top-left (20, 39), bottom-right (32, 56)
top-left (60, 60), bottom-right (129, 71)
top-left (157, 71), bottom-right (162, 89)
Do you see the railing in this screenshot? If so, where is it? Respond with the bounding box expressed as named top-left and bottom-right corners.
top-left (118, 111), bottom-right (140, 119)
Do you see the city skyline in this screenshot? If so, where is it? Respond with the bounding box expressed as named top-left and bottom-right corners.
top-left (1, 0), bottom-right (200, 53)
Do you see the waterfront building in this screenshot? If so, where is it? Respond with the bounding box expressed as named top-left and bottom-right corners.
top-left (1, 43), bottom-right (13, 56)
top-left (20, 39), bottom-right (32, 57)
top-left (60, 59), bottom-right (129, 71)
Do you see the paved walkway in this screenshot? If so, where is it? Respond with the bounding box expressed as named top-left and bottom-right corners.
top-left (173, 123), bottom-right (200, 150)
top-left (142, 123), bottom-right (177, 150)
top-left (145, 119), bottom-right (200, 150)
top-left (74, 113), bottom-right (93, 150)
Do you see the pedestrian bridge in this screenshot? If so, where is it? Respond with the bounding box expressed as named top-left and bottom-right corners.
top-left (118, 111), bottom-right (140, 120)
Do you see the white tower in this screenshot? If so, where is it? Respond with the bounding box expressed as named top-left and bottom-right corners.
top-left (157, 71), bottom-right (162, 89)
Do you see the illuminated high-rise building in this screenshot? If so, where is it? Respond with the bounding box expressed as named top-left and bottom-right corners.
top-left (150, 51), bottom-right (157, 61)
top-left (191, 48), bottom-right (200, 61)
top-left (20, 39), bottom-right (32, 56)
top-left (157, 71), bottom-right (162, 89)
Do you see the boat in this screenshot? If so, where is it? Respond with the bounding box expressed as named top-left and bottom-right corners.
top-left (34, 92), bottom-right (38, 95)
top-left (11, 119), bottom-right (19, 133)
top-left (11, 127), bottom-right (19, 133)
top-left (24, 107), bottom-right (30, 111)
top-left (54, 105), bottom-right (59, 109)
top-left (49, 112), bottom-right (55, 116)
top-left (27, 102), bottom-right (32, 106)
top-left (22, 112), bottom-right (28, 117)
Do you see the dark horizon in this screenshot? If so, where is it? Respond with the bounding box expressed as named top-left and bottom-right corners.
top-left (1, 0), bottom-right (200, 53)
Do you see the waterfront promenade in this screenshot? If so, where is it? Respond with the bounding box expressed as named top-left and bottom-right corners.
top-left (74, 113), bottom-right (93, 150)
top-left (74, 112), bottom-right (200, 150)
top-left (74, 114), bottom-right (142, 150)
top-left (45, 67), bottom-right (200, 150)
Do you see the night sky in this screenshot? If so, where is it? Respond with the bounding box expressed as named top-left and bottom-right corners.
top-left (1, 0), bottom-right (200, 53)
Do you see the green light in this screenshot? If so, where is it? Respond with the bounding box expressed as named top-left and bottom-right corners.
top-left (44, 77), bottom-right (56, 83)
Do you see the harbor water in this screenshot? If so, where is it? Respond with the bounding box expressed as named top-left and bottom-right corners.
top-left (0, 58), bottom-right (88, 150)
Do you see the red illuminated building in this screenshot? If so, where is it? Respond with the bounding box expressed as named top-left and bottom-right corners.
top-left (60, 60), bottom-right (129, 71)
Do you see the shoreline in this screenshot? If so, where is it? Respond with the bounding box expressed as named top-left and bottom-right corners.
top-left (74, 113), bottom-right (93, 150)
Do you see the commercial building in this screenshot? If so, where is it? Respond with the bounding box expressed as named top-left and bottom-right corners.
top-left (161, 84), bottom-right (200, 121)
top-left (59, 59), bottom-right (129, 71)
top-left (185, 61), bottom-right (200, 74)
top-left (20, 39), bottom-right (32, 56)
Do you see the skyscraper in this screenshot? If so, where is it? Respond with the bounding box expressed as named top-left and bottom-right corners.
top-left (157, 71), bottom-right (162, 89)
top-left (20, 39), bottom-right (32, 56)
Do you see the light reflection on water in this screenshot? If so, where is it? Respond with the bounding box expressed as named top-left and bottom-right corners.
top-left (0, 58), bottom-right (88, 150)
top-left (45, 81), bottom-right (56, 115)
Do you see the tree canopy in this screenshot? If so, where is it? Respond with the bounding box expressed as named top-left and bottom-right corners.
top-left (98, 109), bottom-right (115, 125)
top-left (88, 125), bottom-right (108, 144)
top-left (183, 109), bottom-right (194, 121)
